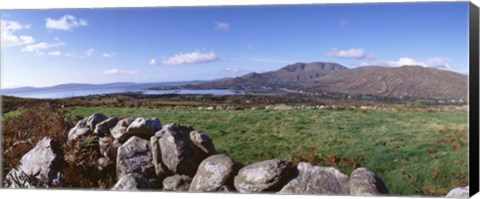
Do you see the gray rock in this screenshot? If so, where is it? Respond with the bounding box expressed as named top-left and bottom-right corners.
top-left (150, 136), bottom-right (168, 178)
top-left (156, 123), bottom-right (216, 176)
top-left (112, 173), bottom-right (152, 191)
top-left (97, 157), bottom-right (112, 171)
top-left (189, 154), bottom-right (238, 192)
top-left (4, 137), bottom-right (66, 188)
top-left (277, 162), bottom-right (349, 195)
top-left (67, 117), bottom-right (90, 141)
top-left (163, 174), bottom-right (192, 191)
top-left (189, 130), bottom-right (217, 155)
top-left (126, 117), bottom-right (162, 139)
top-left (234, 159), bottom-right (294, 193)
top-left (94, 117), bottom-right (118, 136)
top-left (111, 117), bottom-right (136, 143)
top-left (349, 167), bottom-right (388, 196)
top-left (86, 113), bottom-right (109, 131)
top-left (116, 136), bottom-right (155, 179)
top-left (98, 136), bottom-right (114, 160)
top-left (446, 186), bottom-right (469, 198)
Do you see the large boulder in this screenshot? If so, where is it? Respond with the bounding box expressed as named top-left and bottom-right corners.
top-left (110, 117), bottom-right (136, 143)
top-left (126, 117), bottom-right (162, 140)
top-left (67, 117), bottom-right (90, 141)
top-left (68, 113), bottom-right (109, 142)
top-left (111, 173), bottom-right (152, 191)
top-left (150, 136), bottom-right (169, 179)
top-left (349, 167), bottom-right (388, 196)
top-left (277, 162), bottom-right (349, 195)
top-left (234, 159), bottom-right (294, 193)
top-left (4, 137), bottom-right (66, 188)
top-left (86, 113), bottom-right (109, 131)
top-left (155, 124), bottom-right (216, 176)
top-left (94, 117), bottom-right (118, 136)
top-left (163, 174), bottom-right (192, 191)
top-left (116, 136), bottom-right (155, 179)
top-left (446, 186), bottom-right (469, 198)
top-left (189, 154), bottom-right (238, 192)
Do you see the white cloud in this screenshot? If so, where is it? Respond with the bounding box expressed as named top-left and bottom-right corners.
top-left (214, 21), bottom-right (230, 31)
top-left (103, 68), bottom-right (139, 75)
top-left (86, 48), bottom-right (95, 56)
top-left (103, 52), bottom-right (116, 58)
top-left (20, 42), bottom-right (66, 55)
top-left (222, 67), bottom-right (251, 77)
top-left (160, 50), bottom-right (219, 65)
top-left (48, 51), bottom-right (61, 56)
top-left (326, 48), bottom-right (368, 59)
top-left (1, 20), bottom-right (35, 48)
top-left (340, 19), bottom-right (349, 27)
top-left (361, 57), bottom-right (452, 69)
top-left (45, 15), bottom-right (88, 31)
top-left (148, 58), bottom-right (157, 65)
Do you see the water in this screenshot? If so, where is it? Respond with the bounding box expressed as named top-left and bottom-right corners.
top-left (1, 85), bottom-right (245, 99)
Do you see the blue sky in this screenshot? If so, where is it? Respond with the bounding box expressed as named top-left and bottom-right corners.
top-left (1, 2), bottom-right (469, 88)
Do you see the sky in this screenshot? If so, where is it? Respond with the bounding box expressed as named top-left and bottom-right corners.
top-left (0, 2), bottom-right (470, 88)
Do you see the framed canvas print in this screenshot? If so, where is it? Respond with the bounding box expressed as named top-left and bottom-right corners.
top-left (1, 0), bottom-right (479, 198)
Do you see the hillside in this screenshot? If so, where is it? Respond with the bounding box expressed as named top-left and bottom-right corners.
top-left (194, 62), bottom-right (348, 90)
top-left (307, 65), bottom-right (468, 101)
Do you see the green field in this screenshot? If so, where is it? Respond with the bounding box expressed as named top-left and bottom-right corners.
top-left (63, 106), bottom-right (468, 196)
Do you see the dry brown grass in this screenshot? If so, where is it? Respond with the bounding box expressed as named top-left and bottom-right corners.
top-left (2, 104), bottom-right (117, 188)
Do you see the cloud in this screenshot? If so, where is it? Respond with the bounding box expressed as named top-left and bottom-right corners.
top-left (103, 68), bottom-right (139, 75)
top-left (246, 44), bottom-right (254, 51)
top-left (160, 50), bottom-right (219, 65)
top-left (102, 52), bottom-right (116, 58)
top-left (1, 20), bottom-right (35, 48)
top-left (86, 48), bottom-right (95, 56)
top-left (48, 51), bottom-right (61, 56)
top-left (326, 48), bottom-right (368, 59)
top-left (340, 19), bottom-right (348, 27)
top-left (20, 42), bottom-right (66, 55)
top-left (214, 21), bottom-right (230, 31)
top-left (45, 15), bottom-right (88, 31)
top-left (148, 59), bottom-right (157, 65)
top-left (360, 57), bottom-right (452, 69)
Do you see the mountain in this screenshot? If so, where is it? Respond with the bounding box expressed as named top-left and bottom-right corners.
top-left (195, 62), bottom-right (348, 89)
top-left (194, 62), bottom-right (468, 101)
top-left (308, 65), bottom-right (468, 101)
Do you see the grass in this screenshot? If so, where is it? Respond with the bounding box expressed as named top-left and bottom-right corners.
top-left (61, 106), bottom-right (469, 196)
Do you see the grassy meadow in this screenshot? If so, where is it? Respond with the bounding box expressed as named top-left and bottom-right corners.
top-left (55, 105), bottom-right (469, 196)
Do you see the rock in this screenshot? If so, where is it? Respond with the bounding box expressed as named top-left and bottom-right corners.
top-left (86, 113), bottom-right (109, 131)
top-left (4, 137), bottom-right (66, 188)
top-left (97, 157), bottom-right (112, 171)
top-left (189, 130), bottom-right (217, 155)
top-left (94, 117), bottom-right (118, 136)
top-left (98, 136), bottom-right (113, 159)
top-left (189, 154), bottom-right (238, 192)
top-left (68, 117), bottom-right (90, 141)
top-left (349, 167), bottom-right (388, 196)
top-left (234, 159), bottom-right (294, 193)
top-left (150, 136), bottom-right (168, 178)
top-left (277, 162), bottom-right (349, 195)
top-left (111, 117), bottom-right (136, 143)
top-left (446, 186), bottom-right (469, 198)
top-left (111, 173), bottom-right (152, 191)
top-left (272, 104), bottom-right (293, 110)
top-left (155, 123), bottom-right (216, 176)
top-left (116, 136), bottom-right (155, 179)
top-left (126, 117), bottom-right (162, 140)
top-left (163, 174), bottom-right (192, 191)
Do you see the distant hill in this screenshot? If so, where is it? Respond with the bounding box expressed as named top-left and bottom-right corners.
top-left (195, 62), bottom-right (348, 90)
top-left (194, 62), bottom-right (468, 102)
top-left (307, 65), bottom-right (468, 101)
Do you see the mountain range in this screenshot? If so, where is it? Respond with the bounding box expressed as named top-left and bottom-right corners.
top-left (193, 62), bottom-right (468, 101)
